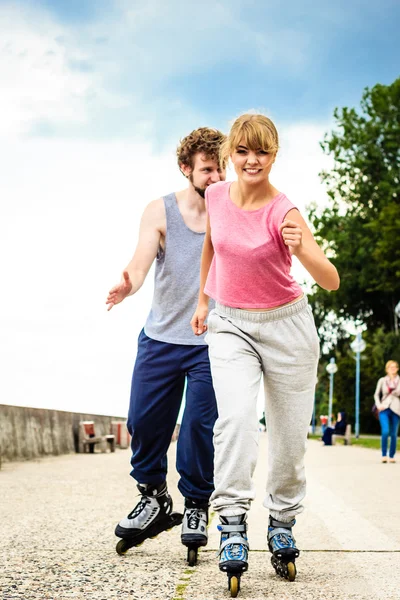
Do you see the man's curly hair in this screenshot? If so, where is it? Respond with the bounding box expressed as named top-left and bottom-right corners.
top-left (177, 127), bottom-right (226, 175)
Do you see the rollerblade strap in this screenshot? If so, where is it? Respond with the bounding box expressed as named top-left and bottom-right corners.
top-left (217, 523), bottom-right (247, 533)
top-left (269, 527), bottom-right (293, 538)
top-left (218, 535), bottom-right (249, 555)
top-left (268, 527), bottom-right (297, 545)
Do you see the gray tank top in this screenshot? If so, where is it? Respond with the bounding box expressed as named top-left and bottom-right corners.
top-left (144, 193), bottom-right (214, 345)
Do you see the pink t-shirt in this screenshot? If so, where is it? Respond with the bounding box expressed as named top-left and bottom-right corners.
top-left (204, 181), bottom-right (303, 309)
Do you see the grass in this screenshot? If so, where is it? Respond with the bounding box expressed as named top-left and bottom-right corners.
top-left (308, 434), bottom-right (400, 451)
top-left (171, 555), bottom-right (199, 599)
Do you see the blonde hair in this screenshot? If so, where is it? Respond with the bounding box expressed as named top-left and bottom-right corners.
top-left (220, 113), bottom-right (279, 169)
top-left (385, 360), bottom-right (399, 372)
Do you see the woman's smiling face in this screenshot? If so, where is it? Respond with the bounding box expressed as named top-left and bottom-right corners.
top-left (231, 140), bottom-right (276, 184)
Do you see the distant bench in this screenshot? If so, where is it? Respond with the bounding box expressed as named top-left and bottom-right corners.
top-left (79, 421), bottom-right (116, 453)
top-left (332, 424), bottom-right (352, 446)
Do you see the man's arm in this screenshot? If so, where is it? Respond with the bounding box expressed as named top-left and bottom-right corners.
top-left (106, 199), bottom-right (165, 310)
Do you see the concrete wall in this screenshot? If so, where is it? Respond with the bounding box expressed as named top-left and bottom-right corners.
top-left (0, 404), bottom-right (127, 463)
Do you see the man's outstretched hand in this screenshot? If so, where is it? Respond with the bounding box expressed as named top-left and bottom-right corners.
top-left (106, 271), bottom-right (133, 311)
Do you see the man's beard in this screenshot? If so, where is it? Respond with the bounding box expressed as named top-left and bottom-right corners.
top-left (194, 185), bottom-right (206, 198)
top-left (189, 175), bottom-right (206, 198)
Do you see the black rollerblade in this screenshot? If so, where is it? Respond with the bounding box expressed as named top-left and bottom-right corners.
top-left (115, 482), bottom-right (183, 555)
top-left (217, 514), bottom-right (249, 598)
top-left (181, 498), bottom-right (209, 566)
top-left (267, 516), bottom-right (299, 581)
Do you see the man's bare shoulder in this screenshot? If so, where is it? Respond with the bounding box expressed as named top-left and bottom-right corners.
top-left (141, 197), bottom-right (166, 233)
top-left (144, 197), bottom-right (164, 215)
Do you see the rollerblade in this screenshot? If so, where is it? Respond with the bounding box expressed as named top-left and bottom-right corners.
top-left (181, 498), bottom-right (209, 566)
top-left (217, 514), bottom-right (249, 598)
top-left (267, 516), bottom-right (299, 581)
top-left (114, 482), bottom-right (183, 555)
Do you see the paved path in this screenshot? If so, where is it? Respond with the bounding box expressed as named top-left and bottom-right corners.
top-left (1, 435), bottom-right (399, 599)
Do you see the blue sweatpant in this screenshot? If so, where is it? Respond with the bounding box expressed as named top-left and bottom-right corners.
top-left (127, 329), bottom-right (217, 502)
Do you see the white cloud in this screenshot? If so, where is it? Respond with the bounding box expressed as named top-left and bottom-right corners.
top-left (110, 0), bottom-right (310, 74)
top-left (0, 0), bottom-right (314, 141)
top-left (0, 5), bottom-right (89, 135)
top-left (0, 3), bottom-right (132, 138)
top-left (80, 0), bottom-right (311, 93)
top-left (1, 136), bottom-right (184, 415)
top-left (1, 122), bottom-right (332, 417)
top-left (0, 2), bottom-right (334, 418)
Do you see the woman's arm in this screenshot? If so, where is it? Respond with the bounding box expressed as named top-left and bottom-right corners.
top-left (374, 378), bottom-right (384, 407)
top-left (280, 209), bottom-right (340, 291)
top-left (190, 215), bottom-right (214, 336)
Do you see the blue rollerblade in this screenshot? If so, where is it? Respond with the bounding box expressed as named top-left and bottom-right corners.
top-left (267, 516), bottom-right (299, 581)
top-left (218, 514), bottom-right (249, 597)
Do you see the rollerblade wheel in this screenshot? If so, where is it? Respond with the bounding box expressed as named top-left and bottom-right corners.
top-left (187, 548), bottom-right (198, 567)
top-left (116, 539), bottom-right (130, 555)
top-left (287, 561), bottom-right (296, 582)
top-left (228, 575), bottom-right (240, 598)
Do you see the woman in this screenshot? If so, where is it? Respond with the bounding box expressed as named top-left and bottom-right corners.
top-left (374, 360), bottom-right (400, 463)
top-left (190, 113), bottom-right (339, 593)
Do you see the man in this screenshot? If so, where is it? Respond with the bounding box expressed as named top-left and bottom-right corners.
top-left (106, 127), bottom-right (226, 563)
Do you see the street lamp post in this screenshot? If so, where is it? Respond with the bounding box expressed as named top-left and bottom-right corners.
top-left (350, 332), bottom-right (367, 438)
top-left (326, 358), bottom-right (338, 428)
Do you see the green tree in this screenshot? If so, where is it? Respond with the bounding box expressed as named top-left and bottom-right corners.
top-left (308, 78), bottom-right (400, 341)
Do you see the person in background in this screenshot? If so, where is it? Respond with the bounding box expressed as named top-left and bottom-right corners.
top-left (320, 415), bottom-right (328, 435)
top-left (322, 411), bottom-right (347, 446)
top-left (374, 360), bottom-right (400, 463)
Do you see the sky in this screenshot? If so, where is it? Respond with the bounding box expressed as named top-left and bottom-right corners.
top-left (1, 0), bottom-right (399, 418)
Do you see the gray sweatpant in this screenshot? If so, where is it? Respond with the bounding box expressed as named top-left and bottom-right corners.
top-left (206, 296), bottom-right (319, 523)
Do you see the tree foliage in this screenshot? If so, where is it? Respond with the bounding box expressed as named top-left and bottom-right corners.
top-left (308, 78), bottom-right (400, 339)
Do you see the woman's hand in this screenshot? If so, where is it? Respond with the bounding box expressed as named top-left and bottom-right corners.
top-left (280, 219), bottom-right (303, 255)
top-left (279, 209), bottom-right (340, 291)
top-left (190, 303), bottom-right (209, 336)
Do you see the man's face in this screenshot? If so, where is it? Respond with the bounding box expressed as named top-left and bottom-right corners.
top-left (183, 152), bottom-right (226, 197)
